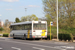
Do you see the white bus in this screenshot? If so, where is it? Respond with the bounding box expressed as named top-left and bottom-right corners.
top-left (10, 21), bottom-right (47, 39)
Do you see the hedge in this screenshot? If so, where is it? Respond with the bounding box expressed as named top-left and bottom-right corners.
top-left (3, 34), bottom-right (9, 37)
top-left (47, 35), bottom-right (53, 40)
top-left (58, 33), bottom-right (72, 41)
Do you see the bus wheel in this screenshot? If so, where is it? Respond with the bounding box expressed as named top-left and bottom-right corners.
top-left (13, 34), bottom-right (16, 39)
top-left (22, 34), bottom-right (26, 40)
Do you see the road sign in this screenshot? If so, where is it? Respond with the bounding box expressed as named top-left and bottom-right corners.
top-left (50, 21), bottom-right (53, 40)
top-left (50, 22), bottom-right (53, 26)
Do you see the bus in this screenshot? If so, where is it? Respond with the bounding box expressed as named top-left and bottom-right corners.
top-left (10, 21), bottom-right (47, 39)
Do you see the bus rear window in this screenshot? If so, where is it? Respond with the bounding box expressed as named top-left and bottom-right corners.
top-left (33, 24), bottom-right (46, 30)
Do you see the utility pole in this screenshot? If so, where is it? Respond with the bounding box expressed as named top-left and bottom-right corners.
top-left (25, 8), bottom-right (27, 21)
top-left (57, 0), bottom-right (58, 41)
top-left (25, 8), bottom-right (27, 16)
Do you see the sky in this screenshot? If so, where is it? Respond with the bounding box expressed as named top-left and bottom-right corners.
top-left (0, 0), bottom-right (44, 22)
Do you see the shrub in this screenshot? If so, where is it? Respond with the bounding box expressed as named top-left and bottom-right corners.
top-left (3, 34), bottom-right (9, 37)
top-left (58, 33), bottom-right (72, 41)
top-left (47, 35), bottom-right (53, 40)
top-left (59, 34), bottom-right (62, 40)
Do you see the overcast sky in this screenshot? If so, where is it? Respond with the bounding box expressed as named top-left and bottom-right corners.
top-left (0, 0), bottom-right (44, 22)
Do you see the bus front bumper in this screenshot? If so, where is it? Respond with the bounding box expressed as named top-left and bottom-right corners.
top-left (32, 35), bottom-right (47, 38)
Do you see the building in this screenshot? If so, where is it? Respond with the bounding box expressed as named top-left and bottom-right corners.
top-left (0, 20), bottom-right (4, 27)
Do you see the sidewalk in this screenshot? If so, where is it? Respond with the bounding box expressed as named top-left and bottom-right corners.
top-left (52, 39), bottom-right (75, 43)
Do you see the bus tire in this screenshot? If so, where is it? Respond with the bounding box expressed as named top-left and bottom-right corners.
top-left (13, 34), bottom-right (16, 39)
top-left (22, 34), bottom-right (26, 40)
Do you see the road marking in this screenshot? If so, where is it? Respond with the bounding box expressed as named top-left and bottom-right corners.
top-left (33, 47), bottom-right (45, 50)
top-left (54, 46), bottom-right (75, 49)
top-left (54, 42), bottom-right (68, 44)
top-left (11, 47), bottom-right (21, 50)
top-left (0, 48), bottom-right (3, 50)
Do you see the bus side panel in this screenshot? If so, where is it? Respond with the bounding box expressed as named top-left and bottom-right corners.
top-left (10, 30), bottom-right (32, 38)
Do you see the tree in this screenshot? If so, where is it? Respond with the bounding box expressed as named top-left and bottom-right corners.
top-left (21, 16), bottom-right (27, 22)
top-left (42, 0), bottom-right (57, 25)
top-left (4, 19), bottom-right (9, 27)
top-left (58, 0), bottom-right (75, 28)
top-left (15, 17), bottom-right (20, 23)
top-left (38, 17), bottom-right (47, 21)
top-left (29, 14), bottom-right (38, 21)
top-left (58, 0), bottom-right (75, 35)
top-left (21, 14), bottom-right (38, 22)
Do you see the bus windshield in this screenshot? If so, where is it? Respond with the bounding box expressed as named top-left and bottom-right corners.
top-left (33, 24), bottom-right (46, 30)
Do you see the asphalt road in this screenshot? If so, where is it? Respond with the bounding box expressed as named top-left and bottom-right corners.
top-left (0, 37), bottom-right (75, 50)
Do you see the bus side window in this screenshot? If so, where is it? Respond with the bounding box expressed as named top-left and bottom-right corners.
top-left (23, 24), bottom-right (32, 30)
top-left (22, 25), bottom-right (24, 30)
top-left (27, 24), bottom-right (30, 30)
top-left (13, 25), bottom-right (16, 30)
top-left (26, 24), bottom-right (31, 30)
top-left (29, 24), bottom-right (32, 30)
top-left (24, 24), bottom-right (27, 30)
top-left (11, 26), bottom-right (13, 30)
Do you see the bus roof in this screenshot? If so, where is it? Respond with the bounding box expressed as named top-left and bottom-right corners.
top-left (11, 21), bottom-right (47, 26)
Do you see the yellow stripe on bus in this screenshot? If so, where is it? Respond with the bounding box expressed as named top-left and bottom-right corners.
top-left (27, 30), bottom-right (30, 38)
top-left (41, 30), bottom-right (46, 36)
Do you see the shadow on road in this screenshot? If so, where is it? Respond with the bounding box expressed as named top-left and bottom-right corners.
top-left (0, 37), bottom-right (47, 41)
